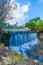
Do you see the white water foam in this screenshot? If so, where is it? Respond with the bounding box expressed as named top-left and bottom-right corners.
top-left (9, 39), bottom-right (40, 56)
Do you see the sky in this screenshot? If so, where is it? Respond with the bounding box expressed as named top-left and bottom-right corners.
top-left (6, 0), bottom-right (43, 26)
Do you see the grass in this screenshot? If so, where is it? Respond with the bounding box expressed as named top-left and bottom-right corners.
top-left (11, 53), bottom-right (28, 63)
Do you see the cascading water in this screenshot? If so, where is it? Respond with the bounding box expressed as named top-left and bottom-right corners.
top-left (8, 30), bottom-right (43, 63)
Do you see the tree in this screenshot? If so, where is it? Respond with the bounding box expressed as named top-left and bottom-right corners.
top-left (0, 0), bottom-right (10, 43)
top-left (0, 0), bottom-right (10, 28)
top-left (35, 21), bottom-right (42, 32)
top-left (25, 17), bottom-right (43, 32)
top-left (0, 0), bottom-right (17, 28)
top-left (0, 0), bottom-right (17, 43)
top-left (25, 19), bottom-right (36, 30)
top-left (35, 20), bottom-right (43, 32)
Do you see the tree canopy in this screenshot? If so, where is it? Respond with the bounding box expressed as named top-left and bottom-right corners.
top-left (0, 0), bottom-right (9, 22)
top-left (0, 0), bottom-right (17, 27)
top-left (25, 17), bottom-right (43, 32)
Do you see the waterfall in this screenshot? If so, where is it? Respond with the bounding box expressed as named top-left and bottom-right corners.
top-left (9, 31), bottom-right (40, 53)
top-left (3, 30), bottom-right (43, 63)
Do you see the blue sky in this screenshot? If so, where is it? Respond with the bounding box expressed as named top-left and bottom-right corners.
top-left (6, 0), bottom-right (43, 26)
top-left (16, 0), bottom-right (43, 19)
top-left (28, 0), bottom-right (43, 20)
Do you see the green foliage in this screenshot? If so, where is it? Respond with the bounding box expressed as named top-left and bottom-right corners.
top-left (25, 19), bottom-right (36, 29)
top-left (0, 21), bottom-right (12, 29)
top-left (25, 17), bottom-right (43, 32)
top-left (35, 20), bottom-right (43, 32)
top-left (11, 54), bottom-right (28, 63)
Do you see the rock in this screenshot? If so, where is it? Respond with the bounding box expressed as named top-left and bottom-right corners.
top-left (16, 59), bottom-right (43, 65)
top-left (39, 33), bottom-right (43, 39)
top-left (0, 45), bottom-right (16, 65)
top-left (2, 57), bottom-right (12, 65)
top-left (0, 44), bottom-right (43, 65)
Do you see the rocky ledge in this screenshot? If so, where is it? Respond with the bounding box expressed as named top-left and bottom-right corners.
top-left (0, 43), bottom-right (43, 65)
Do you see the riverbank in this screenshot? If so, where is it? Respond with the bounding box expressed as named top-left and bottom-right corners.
top-left (39, 32), bottom-right (43, 39)
top-left (0, 43), bottom-right (43, 65)
top-left (0, 43), bottom-right (28, 65)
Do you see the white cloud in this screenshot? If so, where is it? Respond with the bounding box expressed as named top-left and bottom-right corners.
top-left (6, 0), bottom-right (30, 26)
top-left (22, 5), bottom-right (29, 12)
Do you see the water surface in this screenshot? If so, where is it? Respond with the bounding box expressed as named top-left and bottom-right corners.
top-left (8, 30), bottom-right (43, 63)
